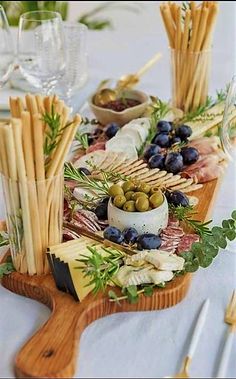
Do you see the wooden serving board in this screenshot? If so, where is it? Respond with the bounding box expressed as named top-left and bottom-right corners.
top-left (1, 178), bottom-right (220, 378)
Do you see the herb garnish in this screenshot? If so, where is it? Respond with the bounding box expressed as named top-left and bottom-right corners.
top-left (76, 246), bottom-right (124, 294)
top-left (0, 256), bottom-right (15, 279)
top-left (75, 132), bottom-right (89, 150)
top-left (169, 205), bottom-right (212, 237)
top-left (180, 210), bottom-right (236, 273)
top-left (64, 162), bottom-right (109, 197)
top-left (42, 105), bottom-right (71, 160)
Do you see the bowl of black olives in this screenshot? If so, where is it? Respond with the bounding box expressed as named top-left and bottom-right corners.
top-left (107, 180), bottom-right (168, 234)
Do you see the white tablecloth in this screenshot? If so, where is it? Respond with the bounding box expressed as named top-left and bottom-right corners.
top-left (1, 2), bottom-right (236, 378)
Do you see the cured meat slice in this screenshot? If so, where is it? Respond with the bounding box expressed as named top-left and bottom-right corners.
top-left (86, 142), bottom-right (106, 153)
top-left (168, 217), bottom-right (180, 227)
top-left (161, 226), bottom-right (184, 238)
top-left (177, 234), bottom-right (200, 253)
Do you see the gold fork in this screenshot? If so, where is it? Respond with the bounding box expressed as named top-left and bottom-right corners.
top-left (216, 290), bottom-right (236, 378)
top-left (166, 299), bottom-right (210, 378)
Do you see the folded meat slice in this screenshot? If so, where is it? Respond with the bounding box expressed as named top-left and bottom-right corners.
top-left (189, 136), bottom-right (221, 155)
top-left (182, 154), bottom-right (226, 183)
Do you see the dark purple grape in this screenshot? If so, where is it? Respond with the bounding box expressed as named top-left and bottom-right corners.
top-left (101, 197), bottom-right (109, 205)
top-left (105, 123), bottom-right (120, 139)
top-left (93, 128), bottom-right (103, 136)
top-left (143, 144), bottom-right (161, 160)
top-left (148, 153), bottom-right (165, 169)
top-left (152, 133), bottom-right (170, 147)
top-left (123, 227), bottom-right (138, 245)
top-left (167, 190), bottom-right (189, 207)
top-left (165, 152), bottom-right (183, 174)
top-left (104, 226), bottom-right (124, 244)
top-left (87, 135), bottom-right (95, 145)
top-left (137, 233), bottom-right (161, 250)
top-left (170, 136), bottom-right (181, 145)
top-left (175, 125), bottom-right (192, 141)
top-left (78, 167), bottom-right (91, 176)
top-left (181, 147), bottom-right (199, 165)
top-left (95, 203), bottom-right (108, 220)
top-left (156, 120), bottom-right (172, 134)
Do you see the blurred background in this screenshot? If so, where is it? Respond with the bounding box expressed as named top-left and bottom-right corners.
top-left (0, 1), bottom-right (235, 101)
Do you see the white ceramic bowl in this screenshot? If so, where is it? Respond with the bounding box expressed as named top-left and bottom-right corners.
top-left (108, 196), bottom-right (168, 235)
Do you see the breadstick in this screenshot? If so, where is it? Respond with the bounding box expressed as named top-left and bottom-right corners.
top-left (11, 118), bottom-right (36, 275)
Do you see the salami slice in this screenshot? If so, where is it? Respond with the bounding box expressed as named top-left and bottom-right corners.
top-left (168, 217), bottom-right (180, 227)
top-left (177, 234), bottom-right (200, 253)
top-left (161, 226), bottom-right (184, 238)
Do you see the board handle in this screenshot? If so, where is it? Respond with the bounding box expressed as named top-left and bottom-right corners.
top-left (15, 296), bottom-right (86, 378)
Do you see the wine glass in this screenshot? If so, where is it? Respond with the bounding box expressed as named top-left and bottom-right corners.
top-left (220, 76), bottom-right (236, 161)
top-left (56, 22), bottom-right (88, 108)
top-left (0, 5), bottom-right (15, 87)
top-left (18, 11), bottom-right (65, 95)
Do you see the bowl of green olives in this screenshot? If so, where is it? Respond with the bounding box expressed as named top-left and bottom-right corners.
top-left (107, 181), bottom-right (168, 234)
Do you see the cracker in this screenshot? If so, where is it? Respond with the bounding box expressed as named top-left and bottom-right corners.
top-left (100, 152), bottom-right (119, 170)
top-left (135, 168), bottom-right (160, 181)
top-left (116, 159), bottom-right (144, 174)
top-left (170, 178), bottom-right (194, 190)
top-left (130, 168), bottom-right (150, 178)
top-left (119, 162), bottom-right (147, 176)
top-left (145, 171), bottom-right (168, 184)
top-left (181, 184), bottom-right (203, 193)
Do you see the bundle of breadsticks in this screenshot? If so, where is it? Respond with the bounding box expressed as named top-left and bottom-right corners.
top-left (160, 1), bottom-right (219, 112)
top-left (0, 94), bottom-right (81, 275)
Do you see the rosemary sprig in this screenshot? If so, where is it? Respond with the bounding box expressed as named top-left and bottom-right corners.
top-left (169, 205), bottom-right (212, 237)
top-left (180, 96), bottom-right (214, 123)
top-left (180, 84), bottom-right (229, 124)
top-left (76, 246), bottom-right (125, 294)
top-left (75, 132), bottom-right (89, 150)
top-left (86, 159), bottom-right (130, 183)
top-left (139, 97), bottom-right (170, 154)
top-left (42, 105), bottom-right (71, 160)
top-left (64, 162), bottom-right (110, 197)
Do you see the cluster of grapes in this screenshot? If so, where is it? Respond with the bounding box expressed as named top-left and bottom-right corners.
top-left (144, 121), bottom-right (199, 174)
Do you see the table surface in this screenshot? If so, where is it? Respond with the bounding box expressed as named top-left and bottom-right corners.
top-left (1, 2), bottom-right (236, 378)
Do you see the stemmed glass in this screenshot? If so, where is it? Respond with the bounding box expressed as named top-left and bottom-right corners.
top-left (56, 22), bottom-right (88, 109)
top-left (0, 5), bottom-right (15, 88)
top-left (220, 76), bottom-right (236, 161)
top-left (18, 11), bottom-right (65, 95)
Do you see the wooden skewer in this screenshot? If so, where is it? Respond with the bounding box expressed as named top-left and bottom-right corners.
top-left (63, 222), bottom-right (137, 257)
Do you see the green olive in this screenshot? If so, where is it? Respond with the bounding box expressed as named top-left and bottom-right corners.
top-left (122, 180), bottom-right (136, 193)
top-left (123, 200), bottom-right (136, 212)
top-left (113, 195), bottom-right (126, 208)
top-left (149, 190), bottom-right (164, 208)
top-left (150, 186), bottom-right (161, 195)
top-left (135, 197), bottom-right (149, 212)
top-left (131, 192), bottom-right (148, 201)
top-left (136, 182), bottom-right (151, 194)
top-left (125, 190), bottom-right (134, 200)
top-left (109, 184), bottom-right (124, 197)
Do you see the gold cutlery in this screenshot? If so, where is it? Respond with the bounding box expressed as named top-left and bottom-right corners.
top-left (167, 299), bottom-right (210, 378)
top-left (93, 52), bottom-right (162, 106)
top-left (216, 290), bottom-right (236, 378)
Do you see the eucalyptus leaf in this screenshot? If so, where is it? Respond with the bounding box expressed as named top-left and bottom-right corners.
top-left (231, 210), bottom-right (236, 220)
